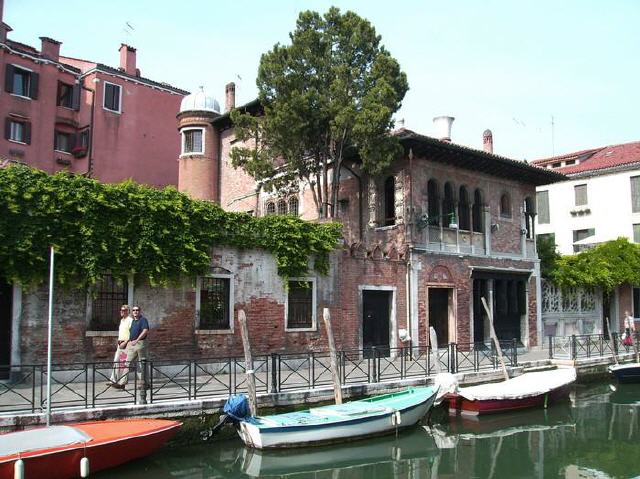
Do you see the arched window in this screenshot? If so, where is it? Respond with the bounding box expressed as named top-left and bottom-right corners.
top-left (277, 199), bottom-right (287, 215)
top-left (443, 182), bottom-right (455, 228)
top-left (265, 202), bottom-right (275, 215)
top-left (384, 176), bottom-right (396, 226)
top-left (459, 186), bottom-right (470, 231)
top-left (500, 193), bottom-right (511, 218)
top-left (427, 179), bottom-right (440, 226)
top-left (288, 197), bottom-right (299, 216)
top-left (523, 197), bottom-right (535, 239)
top-left (473, 189), bottom-right (484, 233)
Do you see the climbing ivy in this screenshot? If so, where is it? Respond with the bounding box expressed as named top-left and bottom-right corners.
top-left (0, 165), bottom-right (342, 287)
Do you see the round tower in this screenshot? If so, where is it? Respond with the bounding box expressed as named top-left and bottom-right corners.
top-left (177, 86), bottom-right (221, 201)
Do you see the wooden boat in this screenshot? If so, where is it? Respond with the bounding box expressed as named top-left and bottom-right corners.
top-left (236, 386), bottom-right (438, 449)
top-left (0, 418), bottom-right (180, 479)
top-left (608, 362), bottom-right (640, 383)
top-left (445, 368), bottom-right (576, 416)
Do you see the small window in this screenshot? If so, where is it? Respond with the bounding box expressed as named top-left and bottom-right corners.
top-left (565, 159), bottom-right (576, 166)
top-left (500, 193), bottom-right (511, 218)
top-left (551, 162), bottom-right (561, 168)
top-left (5, 118), bottom-right (30, 144)
top-left (286, 279), bottom-right (316, 330)
top-left (90, 274), bottom-right (128, 331)
top-left (265, 202), bottom-right (275, 215)
top-left (574, 184), bottom-right (588, 206)
top-left (288, 197), bottom-right (299, 216)
top-left (537, 191), bottom-right (550, 224)
top-left (634, 224), bottom-right (640, 244)
top-left (103, 82), bottom-right (121, 112)
top-left (182, 128), bottom-right (203, 154)
top-left (277, 199), bottom-right (287, 215)
top-left (383, 176), bottom-right (396, 226)
top-left (198, 276), bottom-right (232, 330)
top-left (5, 65), bottom-right (38, 99)
top-left (54, 130), bottom-right (73, 153)
top-left (57, 82), bottom-right (74, 108)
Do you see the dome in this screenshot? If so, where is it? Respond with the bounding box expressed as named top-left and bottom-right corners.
top-left (180, 86), bottom-right (220, 114)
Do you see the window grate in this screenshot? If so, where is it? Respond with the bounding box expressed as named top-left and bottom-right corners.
top-left (287, 281), bottom-right (312, 329)
top-left (200, 277), bottom-right (230, 330)
top-left (90, 274), bottom-right (128, 331)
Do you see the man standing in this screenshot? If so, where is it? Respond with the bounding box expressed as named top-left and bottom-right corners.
top-left (109, 304), bottom-right (132, 386)
top-left (115, 305), bottom-right (149, 388)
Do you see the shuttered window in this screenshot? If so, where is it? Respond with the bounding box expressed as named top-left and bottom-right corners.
top-left (537, 191), bottom-right (550, 224)
top-left (634, 224), bottom-right (640, 243)
top-left (103, 82), bottom-right (121, 112)
top-left (631, 176), bottom-right (640, 213)
top-left (574, 184), bottom-right (588, 206)
top-left (5, 65), bottom-right (38, 99)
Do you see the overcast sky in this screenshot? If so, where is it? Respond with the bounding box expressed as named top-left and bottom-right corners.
top-left (6, 0), bottom-right (639, 161)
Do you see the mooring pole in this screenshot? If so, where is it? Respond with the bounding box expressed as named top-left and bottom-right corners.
top-left (238, 310), bottom-right (257, 416)
top-left (481, 297), bottom-right (509, 381)
top-left (46, 246), bottom-right (55, 427)
top-left (323, 308), bottom-right (343, 405)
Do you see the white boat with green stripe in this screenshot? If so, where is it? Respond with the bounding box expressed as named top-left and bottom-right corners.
top-left (237, 386), bottom-right (439, 449)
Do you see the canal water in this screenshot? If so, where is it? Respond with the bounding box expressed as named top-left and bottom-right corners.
top-left (96, 382), bottom-right (640, 478)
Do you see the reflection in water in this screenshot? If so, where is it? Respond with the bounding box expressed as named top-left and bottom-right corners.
top-left (96, 383), bottom-right (640, 479)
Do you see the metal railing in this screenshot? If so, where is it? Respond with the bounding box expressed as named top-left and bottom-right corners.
top-left (548, 332), bottom-right (639, 360)
top-left (0, 340), bottom-right (517, 416)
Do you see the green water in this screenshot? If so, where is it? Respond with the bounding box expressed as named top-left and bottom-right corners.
top-left (96, 382), bottom-right (640, 479)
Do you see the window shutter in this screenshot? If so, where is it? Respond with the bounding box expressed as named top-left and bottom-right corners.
top-left (4, 65), bottom-right (14, 93)
top-left (4, 118), bottom-right (10, 140)
top-left (69, 131), bottom-right (76, 150)
top-left (72, 84), bottom-right (81, 110)
top-left (631, 177), bottom-right (640, 213)
top-left (24, 122), bottom-right (31, 145)
top-left (536, 191), bottom-right (550, 224)
top-left (574, 184), bottom-right (587, 206)
top-left (29, 72), bottom-right (39, 99)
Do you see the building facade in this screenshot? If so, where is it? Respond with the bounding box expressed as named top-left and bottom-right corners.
top-left (532, 141), bottom-right (640, 334)
top-left (0, 5), bottom-right (187, 187)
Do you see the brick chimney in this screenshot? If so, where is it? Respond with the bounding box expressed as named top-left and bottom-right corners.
top-left (40, 37), bottom-right (61, 62)
top-left (0, 0), bottom-right (9, 43)
top-left (483, 129), bottom-right (494, 154)
top-left (119, 44), bottom-right (137, 76)
top-left (225, 82), bottom-right (236, 112)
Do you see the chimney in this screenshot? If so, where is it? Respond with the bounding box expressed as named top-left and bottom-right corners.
top-left (483, 129), bottom-right (494, 154)
top-left (225, 82), bottom-right (236, 112)
top-left (40, 37), bottom-right (61, 62)
top-left (119, 44), bottom-right (137, 76)
top-left (433, 116), bottom-right (455, 142)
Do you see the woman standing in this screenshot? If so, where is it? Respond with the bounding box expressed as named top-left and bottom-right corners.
top-left (623, 310), bottom-right (636, 348)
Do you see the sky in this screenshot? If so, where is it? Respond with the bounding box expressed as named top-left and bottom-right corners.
top-left (5, 0), bottom-right (640, 161)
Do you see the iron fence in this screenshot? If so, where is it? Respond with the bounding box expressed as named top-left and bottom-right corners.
top-left (548, 332), bottom-right (639, 360)
top-left (0, 341), bottom-right (518, 416)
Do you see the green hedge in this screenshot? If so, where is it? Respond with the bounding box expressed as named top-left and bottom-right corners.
top-left (0, 165), bottom-right (342, 287)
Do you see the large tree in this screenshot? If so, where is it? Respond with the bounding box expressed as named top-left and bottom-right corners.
top-left (230, 7), bottom-right (408, 218)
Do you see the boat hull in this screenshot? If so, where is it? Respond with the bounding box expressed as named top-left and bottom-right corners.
top-left (0, 419), bottom-right (180, 479)
top-left (238, 387), bottom-right (437, 449)
top-left (447, 383), bottom-right (572, 416)
top-left (609, 363), bottom-right (640, 383)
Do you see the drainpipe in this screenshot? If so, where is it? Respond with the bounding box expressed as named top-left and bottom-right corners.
top-left (406, 148), bottom-right (415, 348)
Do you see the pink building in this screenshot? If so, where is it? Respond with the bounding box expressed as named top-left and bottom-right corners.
top-left (0, 4), bottom-right (187, 187)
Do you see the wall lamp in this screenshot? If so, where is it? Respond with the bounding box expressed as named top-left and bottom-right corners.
top-left (417, 212), bottom-right (458, 230)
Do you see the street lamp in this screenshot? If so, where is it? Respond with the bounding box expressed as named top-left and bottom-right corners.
top-left (416, 212), bottom-right (458, 230)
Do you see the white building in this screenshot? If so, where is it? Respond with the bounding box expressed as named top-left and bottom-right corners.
top-left (532, 141), bottom-right (640, 335)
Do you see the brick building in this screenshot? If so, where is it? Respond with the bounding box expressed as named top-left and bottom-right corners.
top-left (1, 80), bottom-right (565, 369)
top-left (0, 2), bottom-right (187, 186)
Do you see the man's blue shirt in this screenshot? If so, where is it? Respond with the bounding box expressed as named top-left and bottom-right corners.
top-left (130, 316), bottom-right (149, 340)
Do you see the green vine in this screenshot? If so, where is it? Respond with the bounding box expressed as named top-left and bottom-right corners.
top-left (0, 165), bottom-right (342, 287)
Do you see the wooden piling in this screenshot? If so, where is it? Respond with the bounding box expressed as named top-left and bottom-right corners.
top-left (238, 310), bottom-right (258, 416)
top-left (323, 308), bottom-right (343, 405)
top-left (481, 297), bottom-right (510, 381)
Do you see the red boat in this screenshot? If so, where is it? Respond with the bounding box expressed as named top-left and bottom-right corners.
top-left (445, 368), bottom-right (576, 416)
top-left (0, 418), bottom-right (180, 479)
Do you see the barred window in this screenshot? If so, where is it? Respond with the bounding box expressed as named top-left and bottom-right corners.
top-left (288, 197), bottom-right (299, 216)
top-left (277, 199), bottom-right (287, 215)
top-left (198, 277), bottom-right (231, 330)
top-left (574, 184), bottom-right (588, 206)
top-left (90, 274), bottom-right (128, 331)
top-left (265, 202), bottom-right (276, 215)
top-left (286, 280), bottom-right (315, 330)
top-left (631, 176), bottom-right (640, 213)
top-left (537, 191), bottom-right (550, 224)
top-left (182, 129), bottom-right (203, 154)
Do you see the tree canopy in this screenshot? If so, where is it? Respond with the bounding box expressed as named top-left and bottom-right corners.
top-left (549, 238), bottom-right (640, 292)
top-left (0, 165), bottom-right (342, 287)
top-left (230, 7), bottom-right (408, 218)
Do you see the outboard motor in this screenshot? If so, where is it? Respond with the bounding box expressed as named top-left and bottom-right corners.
top-left (209, 394), bottom-right (251, 436)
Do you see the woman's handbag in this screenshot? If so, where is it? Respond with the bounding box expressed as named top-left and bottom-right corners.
top-left (623, 334), bottom-right (633, 346)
